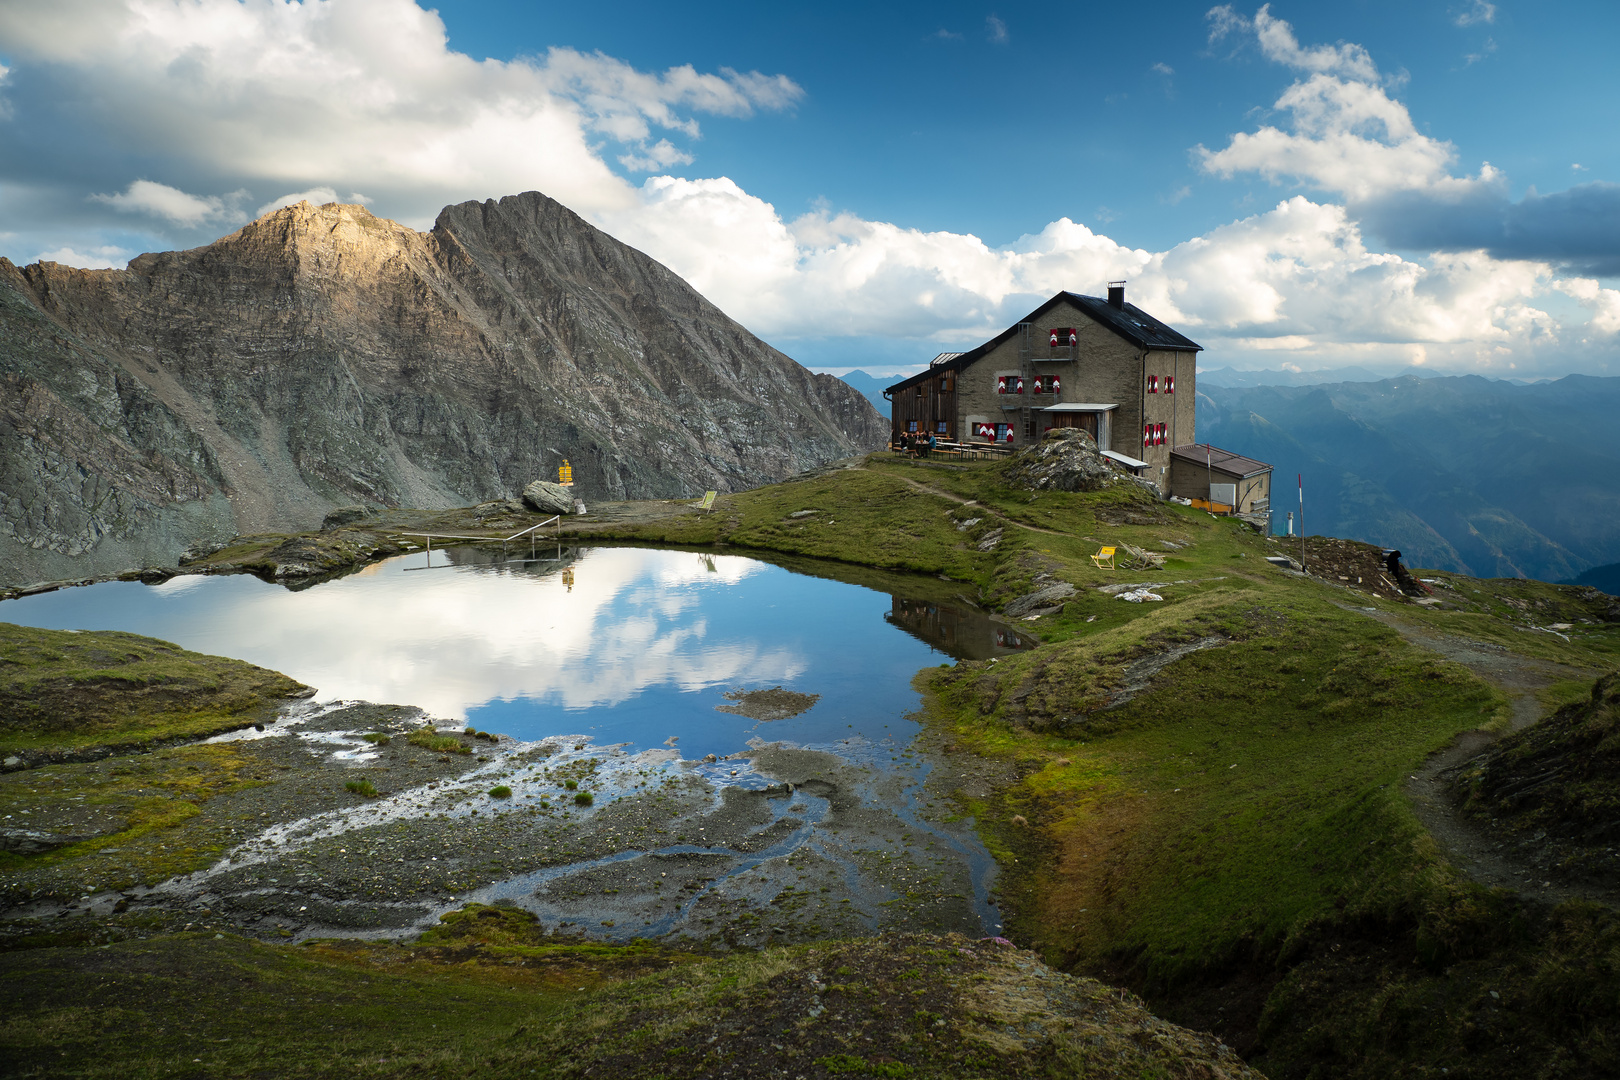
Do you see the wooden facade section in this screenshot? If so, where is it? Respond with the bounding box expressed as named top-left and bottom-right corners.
top-left (890, 367), bottom-right (957, 440)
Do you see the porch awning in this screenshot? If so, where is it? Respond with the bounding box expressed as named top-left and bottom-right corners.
top-left (1039, 402), bottom-right (1118, 412)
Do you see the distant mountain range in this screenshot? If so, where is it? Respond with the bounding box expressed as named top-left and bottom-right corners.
top-left (1199, 374), bottom-right (1620, 582)
top-left (1198, 365), bottom-right (1545, 388)
top-left (834, 370), bottom-right (894, 416)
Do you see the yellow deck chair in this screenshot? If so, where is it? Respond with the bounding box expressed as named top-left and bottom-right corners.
top-left (696, 490), bottom-right (717, 513)
top-left (1091, 546), bottom-right (1116, 571)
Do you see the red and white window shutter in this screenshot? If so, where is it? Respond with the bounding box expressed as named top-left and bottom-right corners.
top-left (1165, 375), bottom-right (1175, 394)
top-left (1049, 327), bottom-right (1077, 347)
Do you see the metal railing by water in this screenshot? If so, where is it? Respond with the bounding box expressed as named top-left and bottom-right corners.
top-left (397, 515), bottom-right (562, 569)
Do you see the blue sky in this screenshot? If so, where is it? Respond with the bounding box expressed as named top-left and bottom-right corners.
top-left (1, 0), bottom-right (1617, 379)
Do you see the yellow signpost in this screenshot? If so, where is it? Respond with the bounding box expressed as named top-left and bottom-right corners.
top-left (558, 460), bottom-right (574, 486)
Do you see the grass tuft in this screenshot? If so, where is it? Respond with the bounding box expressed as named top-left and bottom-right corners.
top-left (406, 727), bottom-right (471, 754)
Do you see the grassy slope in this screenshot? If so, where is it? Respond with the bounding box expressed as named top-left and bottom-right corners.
top-left (586, 452), bottom-right (1620, 1077)
top-left (0, 623), bottom-right (309, 753)
top-left (6, 451), bottom-right (1620, 1077)
top-left (0, 907), bottom-right (1259, 1080)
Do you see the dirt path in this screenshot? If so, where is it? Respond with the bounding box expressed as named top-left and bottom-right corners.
top-left (880, 472), bottom-right (1069, 537)
top-left (1348, 605), bottom-right (1616, 907)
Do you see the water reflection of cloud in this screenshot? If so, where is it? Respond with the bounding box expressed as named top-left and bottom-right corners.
top-left (182, 548), bottom-right (796, 718)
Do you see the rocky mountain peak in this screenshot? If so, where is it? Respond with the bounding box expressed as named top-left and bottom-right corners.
top-left (0, 190), bottom-right (884, 585)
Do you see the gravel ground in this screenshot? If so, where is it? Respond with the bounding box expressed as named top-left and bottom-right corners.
top-left (1, 696), bottom-right (1017, 950)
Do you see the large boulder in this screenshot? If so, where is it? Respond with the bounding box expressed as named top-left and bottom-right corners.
top-left (321, 504), bottom-right (376, 530)
top-left (1001, 429), bottom-right (1117, 493)
top-left (522, 480), bottom-right (575, 515)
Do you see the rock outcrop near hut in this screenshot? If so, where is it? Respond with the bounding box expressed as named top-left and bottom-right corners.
top-left (0, 193), bottom-right (885, 584)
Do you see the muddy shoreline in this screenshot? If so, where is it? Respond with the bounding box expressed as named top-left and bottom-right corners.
top-left (2, 693), bottom-right (1017, 953)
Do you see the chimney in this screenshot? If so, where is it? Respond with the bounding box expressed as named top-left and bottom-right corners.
top-left (1107, 281), bottom-right (1126, 309)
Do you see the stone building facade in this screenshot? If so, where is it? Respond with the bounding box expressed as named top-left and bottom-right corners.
top-left (885, 287), bottom-right (1201, 486)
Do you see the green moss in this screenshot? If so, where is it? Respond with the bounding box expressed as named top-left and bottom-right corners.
top-left (489, 785), bottom-right (512, 799)
top-left (0, 744), bottom-right (264, 885)
top-left (573, 791), bottom-right (594, 806)
top-left (0, 622), bottom-right (308, 752)
top-left (360, 732), bottom-right (390, 745)
top-left (345, 779), bottom-right (379, 798)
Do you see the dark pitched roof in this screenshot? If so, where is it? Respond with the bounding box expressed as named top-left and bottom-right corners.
top-left (1169, 443), bottom-right (1272, 477)
top-left (883, 291), bottom-right (1202, 395)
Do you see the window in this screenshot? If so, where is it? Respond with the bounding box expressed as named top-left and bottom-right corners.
top-left (997, 375), bottom-right (1024, 395)
top-left (995, 422), bottom-right (1013, 442)
top-left (1032, 374), bottom-right (1061, 394)
top-left (975, 422), bottom-right (995, 440)
top-left (1147, 374), bottom-right (1159, 393)
top-left (907, 420), bottom-right (918, 432)
top-left (936, 421), bottom-right (948, 435)
top-left (1165, 375), bottom-right (1175, 394)
top-left (1048, 327), bottom-right (1077, 346)
top-left (915, 384), bottom-right (924, 397)
top-left (940, 373), bottom-right (954, 392)
top-left (1155, 423), bottom-right (1167, 446)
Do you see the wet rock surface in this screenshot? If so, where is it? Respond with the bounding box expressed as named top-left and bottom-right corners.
top-left (0, 701), bottom-right (1012, 951)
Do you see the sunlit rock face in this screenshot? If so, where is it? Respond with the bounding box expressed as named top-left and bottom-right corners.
top-left (0, 193), bottom-right (885, 585)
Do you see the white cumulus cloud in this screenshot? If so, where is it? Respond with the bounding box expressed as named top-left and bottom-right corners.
top-left (0, 0), bottom-right (802, 227)
top-left (256, 187), bottom-right (341, 216)
top-left (90, 179), bottom-right (247, 228)
top-left (34, 244), bottom-right (132, 269)
top-left (0, 0), bottom-right (1612, 380)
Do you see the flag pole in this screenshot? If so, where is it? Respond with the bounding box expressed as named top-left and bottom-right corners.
top-left (1298, 473), bottom-right (1305, 571)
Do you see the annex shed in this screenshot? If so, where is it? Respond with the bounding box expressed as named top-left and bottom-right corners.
top-left (883, 286), bottom-right (1201, 482)
top-left (1168, 443), bottom-right (1273, 515)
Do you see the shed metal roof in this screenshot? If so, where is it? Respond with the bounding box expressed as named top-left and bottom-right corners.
top-left (1101, 450), bottom-right (1149, 469)
top-left (1040, 402), bottom-right (1118, 412)
top-left (884, 290), bottom-right (1202, 396)
top-left (1169, 443), bottom-right (1272, 478)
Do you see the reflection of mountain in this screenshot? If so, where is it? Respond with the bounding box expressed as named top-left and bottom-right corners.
top-left (885, 597), bottom-right (1035, 660)
top-left (1200, 375), bottom-right (1620, 581)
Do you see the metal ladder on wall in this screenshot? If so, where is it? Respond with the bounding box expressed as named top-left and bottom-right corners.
top-left (1017, 323), bottom-right (1035, 439)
